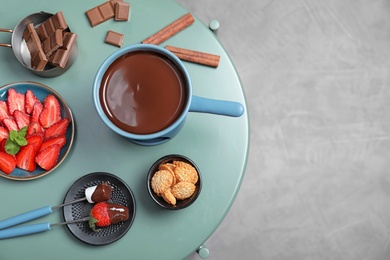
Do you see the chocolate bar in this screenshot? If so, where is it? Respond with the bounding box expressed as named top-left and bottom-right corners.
top-left (86, 1), bottom-right (114, 27)
top-left (105, 30), bottom-right (124, 47)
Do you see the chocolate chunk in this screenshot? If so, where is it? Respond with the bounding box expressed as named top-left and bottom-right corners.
top-left (62, 32), bottom-right (77, 50)
top-left (49, 32), bottom-right (78, 68)
top-left (35, 11), bottom-right (68, 43)
top-left (43, 18), bottom-right (55, 36)
top-left (52, 11), bottom-right (68, 30)
top-left (36, 24), bottom-right (48, 42)
top-left (24, 23), bottom-right (48, 71)
top-left (85, 8), bottom-right (103, 27)
top-left (49, 49), bottom-right (68, 68)
top-left (110, 0), bottom-right (123, 9)
top-left (105, 30), bottom-right (124, 47)
top-left (114, 1), bottom-right (130, 21)
top-left (23, 23), bottom-right (34, 43)
top-left (86, 1), bottom-right (115, 27)
top-left (31, 50), bottom-right (48, 71)
top-left (42, 29), bottom-right (63, 57)
top-left (24, 23), bottom-right (41, 55)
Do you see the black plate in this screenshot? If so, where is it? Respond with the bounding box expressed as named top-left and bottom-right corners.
top-left (62, 172), bottom-right (136, 245)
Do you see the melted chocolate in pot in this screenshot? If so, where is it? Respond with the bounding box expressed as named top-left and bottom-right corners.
top-left (100, 50), bottom-right (187, 134)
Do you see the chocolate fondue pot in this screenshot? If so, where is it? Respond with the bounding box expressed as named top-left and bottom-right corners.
top-left (93, 44), bottom-right (244, 146)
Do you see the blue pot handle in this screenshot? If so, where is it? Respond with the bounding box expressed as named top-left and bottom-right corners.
top-left (189, 96), bottom-right (244, 117)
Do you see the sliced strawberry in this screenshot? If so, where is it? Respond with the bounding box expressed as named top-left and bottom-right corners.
top-left (0, 151), bottom-right (16, 174)
top-left (26, 134), bottom-right (44, 151)
top-left (25, 90), bottom-right (40, 115)
top-left (44, 118), bottom-right (69, 139)
top-left (16, 144), bottom-right (37, 172)
top-left (2, 118), bottom-right (18, 132)
top-left (27, 121), bottom-right (44, 136)
top-left (7, 88), bottom-right (25, 115)
top-left (0, 101), bottom-right (10, 121)
top-left (0, 126), bottom-right (9, 141)
top-left (35, 144), bottom-right (60, 171)
top-left (14, 110), bottom-right (31, 130)
top-left (40, 135), bottom-right (66, 151)
top-left (39, 95), bottom-right (61, 128)
top-left (31, 102), bottom-right (44, 123)
top-left (0, 139), bottom-right (6, 153)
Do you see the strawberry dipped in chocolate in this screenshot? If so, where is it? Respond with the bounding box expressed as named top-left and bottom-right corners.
top-left (85, 182), bottom-right (113, 203)
top-left (89, 202), bottom-right (129, 231)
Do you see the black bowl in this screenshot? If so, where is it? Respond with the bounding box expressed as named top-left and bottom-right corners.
top-left (147, 154), bottom-right (202, 210)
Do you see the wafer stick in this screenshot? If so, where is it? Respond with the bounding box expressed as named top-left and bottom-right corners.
top-left (142, 13), bottom-right (194, 45)
top-left (166, 45), bottom-right (220, 68)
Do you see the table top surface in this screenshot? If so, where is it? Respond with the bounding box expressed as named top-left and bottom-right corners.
top-left (0, 0), bottom-right (249, 259)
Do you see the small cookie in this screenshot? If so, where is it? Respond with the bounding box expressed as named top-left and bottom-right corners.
top-left (159, 163), bottom-right (176, 184)
top-left (171, 181), bottom-right (196, 200)
top-left (173, 161), bottom-right (198, 184)
top-left (162, 188), bottom-right (177, 205)
top-left (151, 170), bottom-right (174, 194)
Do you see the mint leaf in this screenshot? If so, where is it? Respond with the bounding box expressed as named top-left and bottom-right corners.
top-left (14, 135), bottom-right (27, 146)
top-left (5, 139), bottom-right (20, 155)
top-left (18, 126), bottom-right (28, 137)
top-left (5, 126), bottom-right (28, 155)
top-left (9, 130), bottom-right (18, 141)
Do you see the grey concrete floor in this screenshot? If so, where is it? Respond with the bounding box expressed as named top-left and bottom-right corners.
top-left (176, 0), bottom-right (265, 259)
top-left (178, 0), bottom-right (390, 260)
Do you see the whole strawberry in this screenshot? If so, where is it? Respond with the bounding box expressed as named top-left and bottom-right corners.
top-left (89, 202), bottom-right (129, 231)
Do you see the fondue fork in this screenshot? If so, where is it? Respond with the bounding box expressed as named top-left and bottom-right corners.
top-left (0, 197), bottom-right (86, 231)
top-left (0, 216), bottom-right (90, 239)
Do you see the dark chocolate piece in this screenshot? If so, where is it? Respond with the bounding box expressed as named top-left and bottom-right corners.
top-left (114, 1), bottom-right (130, 21)
top-left (86, 1), bottom-right (115, 27)
top-left (105, 30), bottom-right (124, 47)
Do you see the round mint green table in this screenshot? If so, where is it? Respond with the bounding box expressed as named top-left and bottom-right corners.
top-left (0, 0), bottom-right (249, 259)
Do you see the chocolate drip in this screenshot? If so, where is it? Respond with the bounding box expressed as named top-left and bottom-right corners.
top-left (91, 183), bottom-right (113, 202)
top-left (106, 203), bottom-right (129, 223)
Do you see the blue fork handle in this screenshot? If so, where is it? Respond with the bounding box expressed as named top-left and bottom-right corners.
top-left (0, 223), bottom-right (51, 239)
top-left (0, 206), bottom-right (52, 230)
